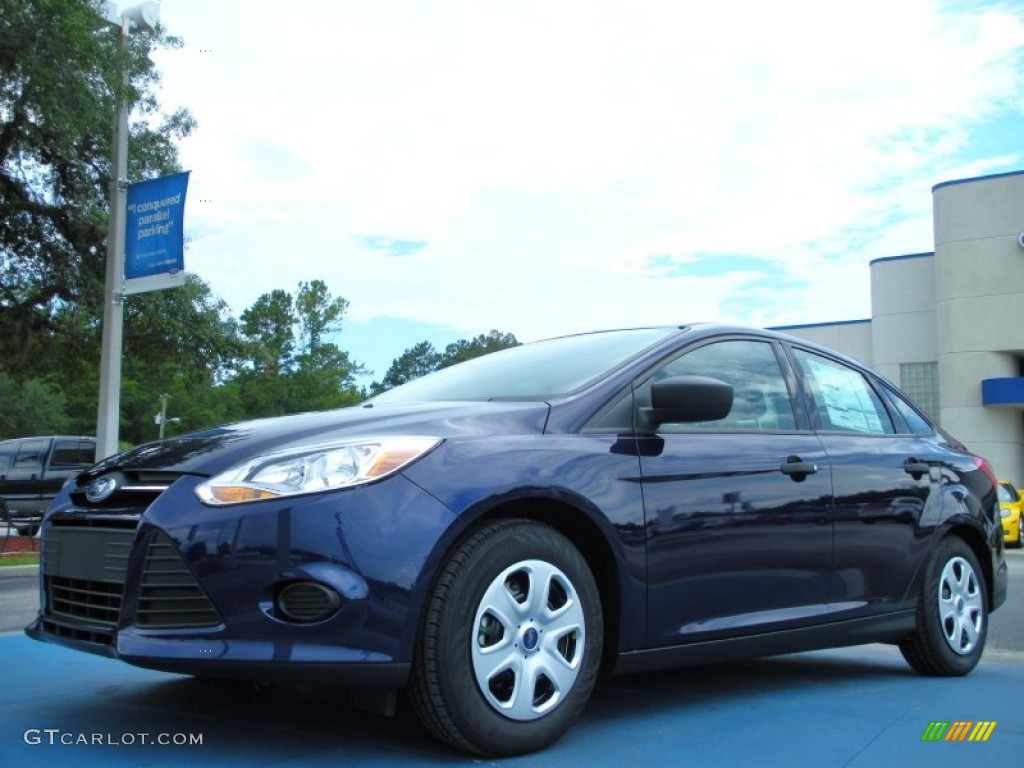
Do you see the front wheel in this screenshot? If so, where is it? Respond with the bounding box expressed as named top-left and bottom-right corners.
top-left (410, 519), bottom-right (603, 756)
top-left (899, 536), bottom-right (987, 676)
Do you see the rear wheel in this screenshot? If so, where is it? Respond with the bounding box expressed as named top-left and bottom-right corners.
top-left (410, 519), bottom-right (602, 756)
top-left (899, 536), bottom-right (987, 676)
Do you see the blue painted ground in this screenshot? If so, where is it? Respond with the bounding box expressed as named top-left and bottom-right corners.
top-left (1, 633), bottom-right (1020, 767)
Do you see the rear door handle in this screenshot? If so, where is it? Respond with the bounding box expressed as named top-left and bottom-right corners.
top-left (904, 459), bottom-right (930, 479)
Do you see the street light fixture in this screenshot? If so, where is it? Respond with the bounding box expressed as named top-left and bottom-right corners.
top-left (95, 2), bottom-right (161, 460)
top-left (155, 393), bottom-right (180, 439)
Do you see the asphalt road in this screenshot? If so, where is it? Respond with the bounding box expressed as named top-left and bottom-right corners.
top-left (0, 567), bottom-right (39, 635)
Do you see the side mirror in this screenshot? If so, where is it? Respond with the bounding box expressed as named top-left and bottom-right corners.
top-left (644, 376), bottom-right (734, 427)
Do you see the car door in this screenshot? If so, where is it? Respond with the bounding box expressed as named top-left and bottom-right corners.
top-left (637, 337), bottom-right (834, 648)
top-left (786, 346), bottom-right (938, 619)
top-left (2, 438), bottom-right (48, 513)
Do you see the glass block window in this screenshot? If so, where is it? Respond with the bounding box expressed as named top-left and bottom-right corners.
top-left (899, 362), bottom-right (939, 421)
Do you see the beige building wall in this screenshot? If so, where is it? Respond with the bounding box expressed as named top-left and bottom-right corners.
top-left (933, 172), bottom-right (1024, 480)
top-left (869, 254), bottom-right (936, 385)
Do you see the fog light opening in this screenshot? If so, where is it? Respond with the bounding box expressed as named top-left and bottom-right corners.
top-left (275, 581), bottom-right (342, 623)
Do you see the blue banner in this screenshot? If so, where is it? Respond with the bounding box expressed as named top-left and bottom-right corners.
top-left (125, 171), bottom-right (190, 283)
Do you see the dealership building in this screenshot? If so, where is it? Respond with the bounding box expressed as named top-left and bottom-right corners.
top-left (776, 170), bottom-right (1024, 483)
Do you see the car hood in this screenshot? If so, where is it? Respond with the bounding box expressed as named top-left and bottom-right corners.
top-left (86, 401), bottom-right (551, 478)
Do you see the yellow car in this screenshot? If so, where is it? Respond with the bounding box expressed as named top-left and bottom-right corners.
top-left (998, 479), bottom-right (1024, 548)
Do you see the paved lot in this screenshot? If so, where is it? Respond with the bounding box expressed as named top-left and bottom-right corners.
top-left (2, 549), bottom-right (1021, 766)
top-left (0, 634), bottom-right (1020, 767)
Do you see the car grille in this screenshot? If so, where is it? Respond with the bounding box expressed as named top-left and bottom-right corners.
top-left (41, 522), bottom-right (221, 643)
top-left (136, 531), bottom-right (220, 628)
top-left (68, 470), bottom-right (181, 512)
top-left (44, 526), bottom-right (134, 632)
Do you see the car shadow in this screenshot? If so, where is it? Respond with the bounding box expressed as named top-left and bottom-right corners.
top-left (25, 646), bottom-right (917, 765)
top-left (585, 645), bottom-right (912, 724)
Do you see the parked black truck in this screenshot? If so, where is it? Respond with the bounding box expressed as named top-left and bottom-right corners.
top-left (0, 436), bottom-right (96, 535)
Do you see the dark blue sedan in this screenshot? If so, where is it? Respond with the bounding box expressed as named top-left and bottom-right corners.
top-left (27, 324), bottom-right (1008, 756)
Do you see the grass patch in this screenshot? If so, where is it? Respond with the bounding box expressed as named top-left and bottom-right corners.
top-left (0, 553), bottom-right (40, 566)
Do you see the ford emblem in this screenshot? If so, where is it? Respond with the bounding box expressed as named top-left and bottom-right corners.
top-left (86, 476), bottom-right (118, 503)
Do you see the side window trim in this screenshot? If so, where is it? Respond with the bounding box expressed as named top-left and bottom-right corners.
top-left (770, 341), bottom-right (812, 431)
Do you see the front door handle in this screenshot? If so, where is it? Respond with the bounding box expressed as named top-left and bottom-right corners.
top-left (781, 456), bottom-right (818, 481)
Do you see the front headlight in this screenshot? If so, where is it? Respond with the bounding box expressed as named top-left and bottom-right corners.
top-left (1001, 507), bottom-right (1011, 518)
top-left (195, 436), bottom-right (440, 505)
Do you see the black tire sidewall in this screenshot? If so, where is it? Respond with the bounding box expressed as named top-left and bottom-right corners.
top-left (429, 521), bottom-right (602, 756)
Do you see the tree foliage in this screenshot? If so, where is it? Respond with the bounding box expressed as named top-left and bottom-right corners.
top-left (240, 290), bottom-right (295, 374)
top-left (0, 0), bottom-right (194, 369)
top-left (371, 330), bottom-right (520, 394)
top-left (229, 280), bottom-right (365, 418)
top-left (440, 330), bottom-right (520, 368)
top-left (0, 374), bottom-right (70, 438)
top-left (373, 341), bottom-right (443, 394)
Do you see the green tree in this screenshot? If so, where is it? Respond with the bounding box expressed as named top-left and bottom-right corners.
top-left (240, 290), bottom-right (296, 374)
top-left (116, 275), bottom-right (243, 442)
top-left (295, 280), bottom-right (345, 361)
top-left (440, 330), bottom-right (520, 367)
top-left (291, 280), bottom-right (365, 409)
top-left (0, 0), bottom-right (194, 371)
top-left (372, 341), bottom-right (443, 394)
top-left (371, 331), bottom-right (520, 394)
top-left (228, 281), bottom-right (365, 418)
top-left (20, 272), bottom-right (244, 443)
top-left (0, 374), bottom-right (70, 438)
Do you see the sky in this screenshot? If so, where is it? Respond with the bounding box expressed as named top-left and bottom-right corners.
top-left (145, 0), bottom-right (1024, 385)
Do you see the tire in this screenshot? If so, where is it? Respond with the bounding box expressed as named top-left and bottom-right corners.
top-left (898, 536), bottom-right (987, 676)
top-left (410, 519), bottom-right (603, 756)
top-left (1016, 517), bottom-right (1024, 549)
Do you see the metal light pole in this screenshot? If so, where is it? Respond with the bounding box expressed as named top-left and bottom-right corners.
top-left (95, 2), bottom-right (161, 459)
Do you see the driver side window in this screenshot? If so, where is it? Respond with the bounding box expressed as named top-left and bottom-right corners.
top-left (654, 340), bottom-right (797, 431)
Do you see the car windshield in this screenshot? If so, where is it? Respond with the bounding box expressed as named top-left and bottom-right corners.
top-left (998, 483), bottom-right (1017, 502)
top-left (368, 328), bottom-right (679, 404)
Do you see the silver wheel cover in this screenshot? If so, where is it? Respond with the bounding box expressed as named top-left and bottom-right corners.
top-left (471, 559), bottom-right (586, 721)
top-left (937, 556), bottom-right (983, 655)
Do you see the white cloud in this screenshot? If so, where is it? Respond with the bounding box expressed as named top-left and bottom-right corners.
top-left (149, 0), bottom-right (1024, 361)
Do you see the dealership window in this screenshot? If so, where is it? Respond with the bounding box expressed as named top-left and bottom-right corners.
top-left (899, 362), bottom-right (939, 421)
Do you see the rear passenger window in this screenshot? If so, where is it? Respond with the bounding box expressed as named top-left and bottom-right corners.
top-left (792, 349), bottom-right (895, 435)
top-left (51, 440), bottom-right (96, 468)
top-left (881, 386), bottom-right (934, 436)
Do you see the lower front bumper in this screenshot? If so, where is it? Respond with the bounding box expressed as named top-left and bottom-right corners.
top-left (25, 618), bottom-right (411, 688)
